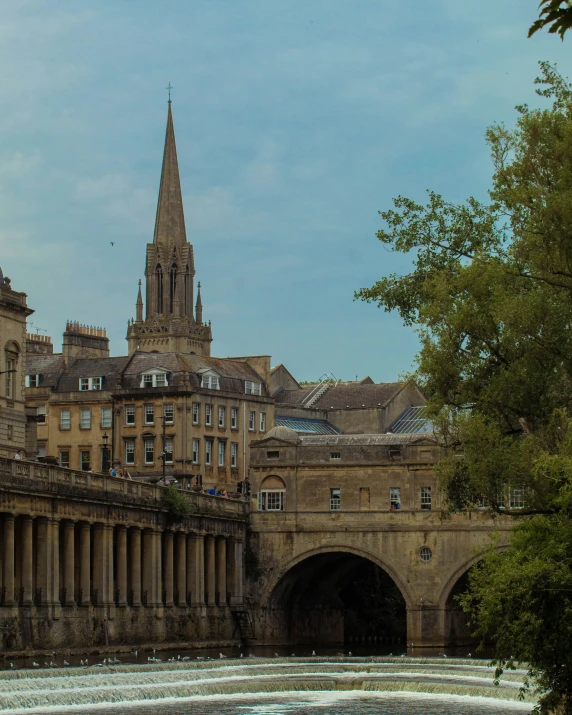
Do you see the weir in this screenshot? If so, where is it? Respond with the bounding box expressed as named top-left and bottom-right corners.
top-left (0, 657), bottom-right (535, 713)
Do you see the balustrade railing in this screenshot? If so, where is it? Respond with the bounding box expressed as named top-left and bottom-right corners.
top-left (0, 457), bottom-right (247, 519)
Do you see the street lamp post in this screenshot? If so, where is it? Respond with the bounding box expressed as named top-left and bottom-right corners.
top-left (102, 431), bottom-right (110, 473)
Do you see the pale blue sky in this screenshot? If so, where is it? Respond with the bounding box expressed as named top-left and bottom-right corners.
top-left (1, 1), bottom-right (570, 382)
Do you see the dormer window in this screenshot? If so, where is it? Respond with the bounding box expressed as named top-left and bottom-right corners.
top-left (79, 377), bottom-right (102, 391)
top-left (25, 374), bottom-right (41, 387)
top-left (245, 380), bottom-right (262, 395)
top-left (139, 369), bottom-right (169, 388)
top-left (200, 370), bottom-right (220, 390)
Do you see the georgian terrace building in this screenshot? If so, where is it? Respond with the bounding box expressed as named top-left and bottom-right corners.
top-left (25, 329), bottom-right (273, 488)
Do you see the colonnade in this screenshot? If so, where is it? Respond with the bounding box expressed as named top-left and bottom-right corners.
top-left (0, 513), bottom-right (243, 609)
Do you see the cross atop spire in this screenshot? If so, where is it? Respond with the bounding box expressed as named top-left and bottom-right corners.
top-left (166, 80), bottom-right (173, 103)
top-left (153, 99), bottom-right (186, 247)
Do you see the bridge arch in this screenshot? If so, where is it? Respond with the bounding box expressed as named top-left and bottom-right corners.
top-left (265, 544), bottom-right (415, 608)
top-left (437, 545), bottom-right (508, 647)
top-left (437, 544), bottom-right (509, 610)
top-left (260, 544), bottom-right (412, 647)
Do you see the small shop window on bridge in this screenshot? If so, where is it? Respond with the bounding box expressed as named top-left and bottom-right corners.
top-left (266, 450), bottom-right (280, 459)
top-left (258, 475), bottom-right (286, 512)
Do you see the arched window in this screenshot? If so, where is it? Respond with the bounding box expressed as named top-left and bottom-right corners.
top-left (258, 475), bottom-right (286, 511)
top-left (155, 264), bottom-right (163, 313)
top-left (169, 264), bottom-right (178, 313)
top-left (4, 340), bottom-right (20, 399)
top-left (183, 264), bottom-right (191, 316)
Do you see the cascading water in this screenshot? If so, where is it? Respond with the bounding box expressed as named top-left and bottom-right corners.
top-left (0, 657), bottom-right (536, 714)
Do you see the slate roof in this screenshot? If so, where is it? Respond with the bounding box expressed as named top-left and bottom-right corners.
top-left (25, 354), bottom-right (65, 388)
top-left (55, 357), bottom-right (131, 392)
top-left (273, 387), bottom-right (314, 406)
top-left (274, 382), bottom-right (405, 410)
top-left (44, 351), bottom-right (267, 395)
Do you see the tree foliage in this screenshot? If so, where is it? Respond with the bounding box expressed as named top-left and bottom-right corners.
top-left (461, 516), bottom-right (572, 713)
top-left (529, 1), bottom-right (572, 40)
top-left (357, 61), bottom-right (572, 516)
top-left (162, 484), bottom-right (191, 524)
top-left (357, 62), bottom-right (572, 712)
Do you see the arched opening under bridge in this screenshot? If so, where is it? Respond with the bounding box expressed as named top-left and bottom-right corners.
top-left (267, 551), bottom-right (407, 647)
top-left (443, 564), bottom-right (483, 647)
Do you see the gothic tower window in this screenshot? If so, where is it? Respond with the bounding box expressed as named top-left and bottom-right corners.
top-left (169, 264), bottom-right (178, 313)
top-left (155, 264), bottom-right (163, 313)
top-left (184, 264), bottom-right (191, 317)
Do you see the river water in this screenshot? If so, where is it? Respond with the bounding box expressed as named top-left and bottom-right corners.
top-left (0, 657), bottom-right (536, 714)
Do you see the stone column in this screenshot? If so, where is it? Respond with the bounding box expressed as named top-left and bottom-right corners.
top-left (187, 533), bottom-right (204, 606)
top-left (234, 540), bottom-right (244, 604)
top-left (205, 534), bottom-right (216, 606)
top-left (48, 518), bottom-right (60, 607)
top-left (92, 523), bottom-right (113, 606)
top-left (21, 516), bottom-right (33, 605)
top-left (154, 529), bottom-right (163, 606)
top-left (216, 536), bottom-right (227, 606)
top-left (36, 517), bottom-right (48, 605)
top-left (2, 514), bottom-right (15, 605)
top-left (176, 532), bottom-right (186, 606)
top-left (104, 524), bottom-right (114, 606)
top-left (226, 537), bottom-right (244, 606)
top-left (130, 527), bottom-right (142, 607)
top-left (92, 524), bottom-right (104, 606)
top-left (142, 529), bottom-right (153, 606)
top-left (163, 531), bottom-right (174, 606)
top-left (79, 522), bottom-right (91, 606)
top-left (116, 526), bottom-right (127, 606)
top-left (63, 520), bottom-right (75, 605)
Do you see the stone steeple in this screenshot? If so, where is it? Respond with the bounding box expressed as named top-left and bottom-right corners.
top-left (153, 101), bottom-right (187, 249)
top-left (127, 100), bottom-right (212, 356)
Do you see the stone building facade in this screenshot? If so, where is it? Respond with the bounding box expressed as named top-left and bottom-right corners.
top-left (25, 344), bottom-right (274, 486)
top-left (0, 268), bottom-right (34, 458)
top-left (245, 426), bottom-right (510, 648)
top-left (0, 456), bottom-right (246, 651)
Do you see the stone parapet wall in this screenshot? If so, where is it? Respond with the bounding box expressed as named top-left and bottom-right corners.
top-left (0, 458), bottom-right (248, 522)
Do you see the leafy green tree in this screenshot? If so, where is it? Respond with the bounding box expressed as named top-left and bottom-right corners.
top-left (162, 484), bottom-right (191, 524)
top-left (529, 1), bottom-right (572, 40)
top-left (357, 63), bottom-right (572, 712)
top-left (461, 516), bottom-right (572, 713)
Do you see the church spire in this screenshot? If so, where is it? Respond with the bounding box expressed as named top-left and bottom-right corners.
top-left (153, 99), bottom-right (186, 247)
top-left (195, 281), bottom-right (203, 324)
top-left (135, 279), bottom-right (143, 322)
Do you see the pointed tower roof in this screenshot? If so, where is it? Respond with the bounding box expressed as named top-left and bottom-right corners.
top-left (136, 279), bottom-right (143, 305)
top-left (153, 101), bottom-right (187, 247)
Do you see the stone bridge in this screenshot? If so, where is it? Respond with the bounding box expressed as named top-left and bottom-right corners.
top-left (245, 427), bottom-right (511, 648)
top-left (0, 457), bottom-right (247, 653)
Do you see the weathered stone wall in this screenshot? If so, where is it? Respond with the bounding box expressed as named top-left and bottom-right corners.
top-left (0, 458), bottom-right (247, 654)
top-left (246, 432), bottom-right (511, 648)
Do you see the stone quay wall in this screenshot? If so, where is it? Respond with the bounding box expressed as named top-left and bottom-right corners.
top-left (0, 458), bottom-right (247, 653)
